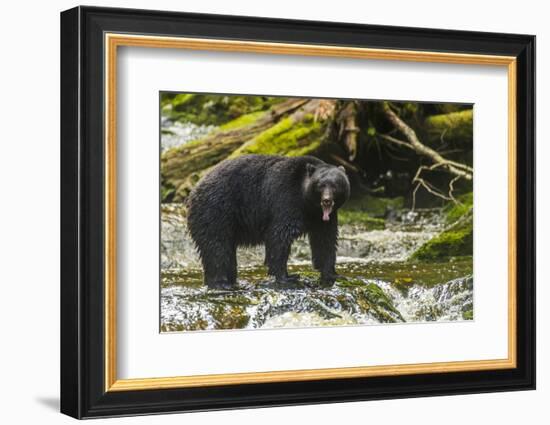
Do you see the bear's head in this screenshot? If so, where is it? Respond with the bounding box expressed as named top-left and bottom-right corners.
top-left (304, 163), bottom-right (350, 222)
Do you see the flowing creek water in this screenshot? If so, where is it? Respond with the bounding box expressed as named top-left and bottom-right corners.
top-left (161, 118), bottom-right (216, 152)
top-left (160, 204), bottom-right (473, 332)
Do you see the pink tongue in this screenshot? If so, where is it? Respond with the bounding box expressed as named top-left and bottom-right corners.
top-left (322, 207), bottom-right (331, 221)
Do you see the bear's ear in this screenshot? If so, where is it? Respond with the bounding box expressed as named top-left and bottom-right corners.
top-left (338, 165), bottom-right (346, 174)
top-left (306, 163), bottom-right (316, 177)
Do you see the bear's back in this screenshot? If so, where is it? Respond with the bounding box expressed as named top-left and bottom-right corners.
top-left (187, 155), bottom-right (319, 246)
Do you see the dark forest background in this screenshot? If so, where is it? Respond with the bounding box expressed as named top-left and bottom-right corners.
top-left (160, 93), bottom-right (474, 261)
top-left (161, 94), bottom-right (472, 207)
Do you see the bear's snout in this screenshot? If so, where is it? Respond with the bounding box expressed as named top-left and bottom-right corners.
top-left (321, 198), bottom-right (334, 208)
top-left (320, 189), bottom-right (335, 222)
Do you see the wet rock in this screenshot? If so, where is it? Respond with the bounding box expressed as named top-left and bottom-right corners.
top-left (160, 270), bottom-right (473, 331)
top-left (410, 210), bottom-right (473, 261)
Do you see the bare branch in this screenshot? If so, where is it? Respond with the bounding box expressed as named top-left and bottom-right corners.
top-left (448, 175), bottom-right (461, 203)
top-left (377, 134), bottom-right (416, 151)
top-left (411, 163), bottom-right (463, 210)
top-left (381, 102), bottom-right (473, 181)
top-left (328, 153), bottom-right (362, 174)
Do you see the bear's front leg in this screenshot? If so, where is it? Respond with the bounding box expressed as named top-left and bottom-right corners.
top-left (308, 217), bottom-right (339, 286)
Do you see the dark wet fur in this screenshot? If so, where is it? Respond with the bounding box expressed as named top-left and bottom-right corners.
top-left (187, 154), bottom-right (350, 289)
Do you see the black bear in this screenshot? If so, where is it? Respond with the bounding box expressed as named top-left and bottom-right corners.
top-left (187, 154), bottom-right (350, 289)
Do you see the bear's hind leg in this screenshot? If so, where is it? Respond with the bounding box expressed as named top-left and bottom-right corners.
top-left (199, 239), bottom-right (237, 290)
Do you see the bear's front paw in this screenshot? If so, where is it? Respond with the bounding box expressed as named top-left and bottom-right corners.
top-left (274, 274), bottom-right (304, 289)
top-left (320, 273), bottom-right (347, 287)
top-left (319, 277), bottom-right (336, 288)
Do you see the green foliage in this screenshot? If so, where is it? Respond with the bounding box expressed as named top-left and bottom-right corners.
top-left (230, 116), bottom-right (323, 157)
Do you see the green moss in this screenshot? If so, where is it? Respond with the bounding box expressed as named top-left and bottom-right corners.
top-left (360, 283), bottom-right (404, 322)
top-left (462, 309), bottom-right (473, 320)
top-left (336, 195), bottom-right (405, 229)
top-left (425, 109), bottom-right (473, 144)
top-left (411, 191), bottom-right (473, 262)
top-left (403, 102), bottom-right (419, 114)
top-left (167, 93), bottom-right (195, 108)
top-left (411, 212), bottom-right (473, 261)
top-left (443, 192), bottom-right (473, 224)
top-left (219, 111), bottom-right (266, 131)
top-left (211, 304), bottom-right (250, 330)
top-left (161, 185), bottom-right (175, 202)
top-left (230, 116), bottom-right (323, 157)
top-left (333, 278), bottom-right (403, 322)
top-left (161, 93), bottom-right (284, 127)
top-left (433, 104), bottom-right (469, 114)
top-left (338, 210), bottom-right (385, 229)
top-left (343, 195), bottom-right (404, 218)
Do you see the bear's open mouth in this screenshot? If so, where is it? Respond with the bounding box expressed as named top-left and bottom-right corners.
top-left (321, 201), bottom-right (334, 221)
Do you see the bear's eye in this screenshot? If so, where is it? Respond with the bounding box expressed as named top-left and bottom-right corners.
top-left (316, 182), bottom-right (328, 192)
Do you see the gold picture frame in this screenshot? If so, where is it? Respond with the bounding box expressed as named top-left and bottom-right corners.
top-left (105, 34), bottom-right (517, 392)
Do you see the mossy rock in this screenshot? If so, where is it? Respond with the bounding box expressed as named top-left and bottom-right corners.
top-left (411, 211), bottom-right (473, 261)
top-left (359, 283), bottom-right (404, 322)
top-left (462, 309), bottom-right (473, 320)
top-left (442, 192), bottom-right (473, 224)
top-left (210, 304), bottom-right (250, 329)
top-left (334, 278), bottom-right (403, 323)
